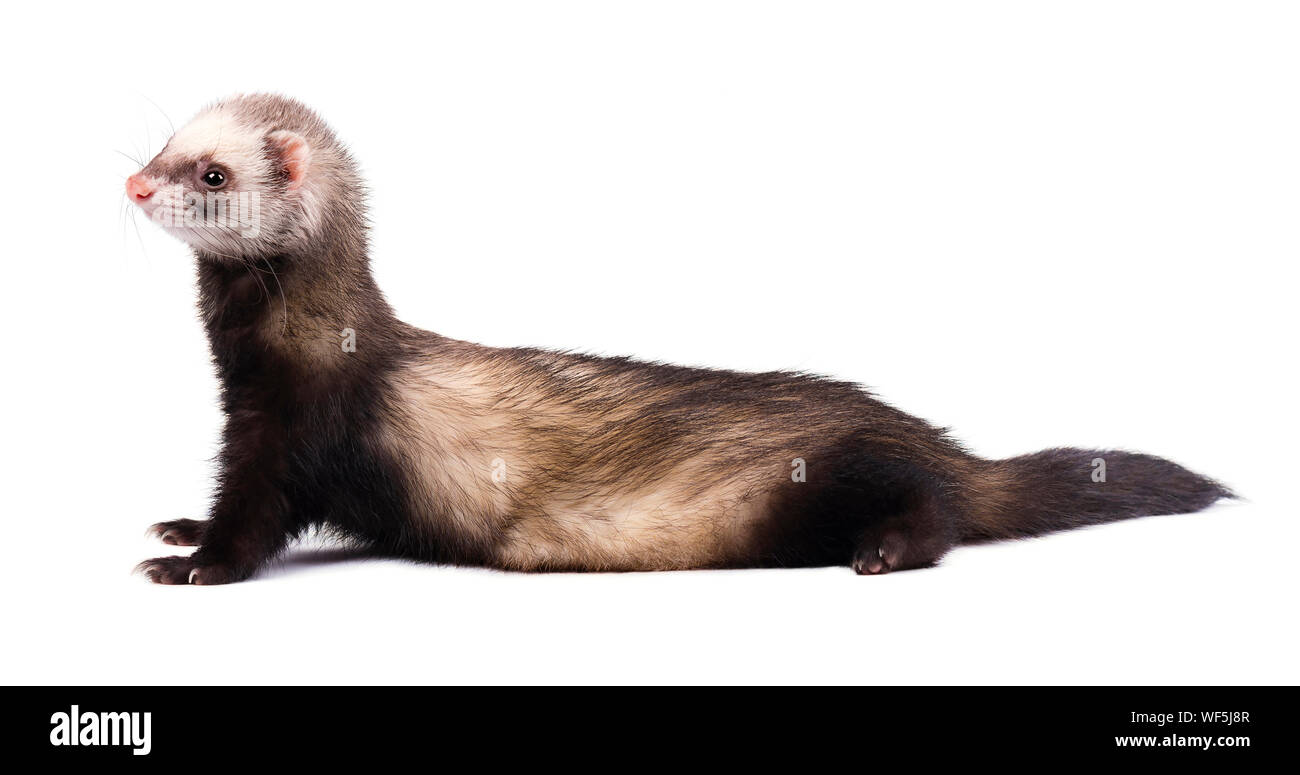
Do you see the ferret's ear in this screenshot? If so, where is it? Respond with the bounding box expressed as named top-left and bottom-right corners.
top-left (268, 130), bottom-right (311, 191)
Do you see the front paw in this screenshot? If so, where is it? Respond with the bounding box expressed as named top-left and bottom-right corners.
top-left (135, 556), bottom-right (239, 585)
top-left (148, 518), bottom-right (208, 546)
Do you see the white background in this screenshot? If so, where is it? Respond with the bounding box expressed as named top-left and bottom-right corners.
top-left (1, 1), bottom-right (1295, 685)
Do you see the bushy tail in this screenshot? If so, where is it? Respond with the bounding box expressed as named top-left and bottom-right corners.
top-left (959, 448), bottom-right (1233, 543)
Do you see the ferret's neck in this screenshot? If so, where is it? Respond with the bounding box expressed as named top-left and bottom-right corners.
top-left (195, 233), bottom-right (407, 399)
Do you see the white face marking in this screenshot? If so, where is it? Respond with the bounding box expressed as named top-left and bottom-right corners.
top-left (132, 108), bottom-right (285, 257)
top-left (164, 109), bottom-right (266, 176)
top-left (139, 180), bottom-right (266, 256)
top-left (130, 96), bottom-right (341, 260)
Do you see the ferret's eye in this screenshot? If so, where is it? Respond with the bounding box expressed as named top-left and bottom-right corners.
top-left (202, 170), bottom-right (227, 188)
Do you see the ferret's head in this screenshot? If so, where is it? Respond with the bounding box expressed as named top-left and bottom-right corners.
top-left (126, 94), bottom-right (361, 260)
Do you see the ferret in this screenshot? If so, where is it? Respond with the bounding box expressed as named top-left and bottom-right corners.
top-left (128, 94), bottom-right (1231, 584)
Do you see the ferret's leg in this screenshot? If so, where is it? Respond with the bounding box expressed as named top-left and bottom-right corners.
top-left (138, 455), bottom-right (297, 585)
top-left (138, 493), bottom-right (292, 585)
top-left (851, 489), bottom-right (955, 575)
top-left (761, 448), bottom-right (958, 572)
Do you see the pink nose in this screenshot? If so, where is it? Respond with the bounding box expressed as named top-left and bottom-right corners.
top-left (126, 174), bottom-right (156, 202)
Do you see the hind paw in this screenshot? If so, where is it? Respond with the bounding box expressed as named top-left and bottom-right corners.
top-left (852, 531), bottom-right (907, 575)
